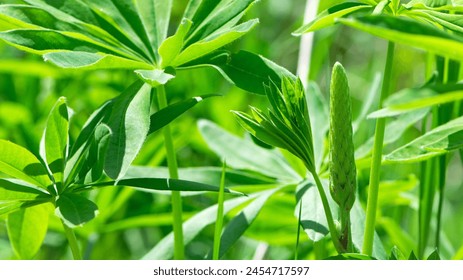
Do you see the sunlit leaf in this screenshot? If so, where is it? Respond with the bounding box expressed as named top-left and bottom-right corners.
top-left (7, 203), bottom-right (50, 259)
top-left (40, 97), bottom-right (69, 191)
top-left (0, 140), bottom-right (52, 190)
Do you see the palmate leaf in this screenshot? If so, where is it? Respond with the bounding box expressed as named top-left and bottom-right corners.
top-left (0, 0), bottom-right (258, 81)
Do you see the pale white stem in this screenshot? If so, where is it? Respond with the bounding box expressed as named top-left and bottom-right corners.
top-left (297, 0), bottom-right (320, 87)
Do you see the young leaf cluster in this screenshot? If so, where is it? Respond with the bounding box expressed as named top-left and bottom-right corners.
top-left (233, 77), bottom-right (315, 173)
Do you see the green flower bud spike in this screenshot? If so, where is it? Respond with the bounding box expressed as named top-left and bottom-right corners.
top-left (329, 62), bottom-right (357, 253)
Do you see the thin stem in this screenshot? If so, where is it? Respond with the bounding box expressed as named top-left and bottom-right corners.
top-left (157, 85), bottom-right (184, 260)
top-left (362, 41), bottom-right (395, 256)
top-left (61, 221), bottom-right (82, 260)
top-left (295, 200), bottom-right (303, 260)
top-left (419, 155), bottom-right (435, 258)
top-left (213, 161), bottom-right (226, 260)
top-left (312, 172), bottom-right (343, 253)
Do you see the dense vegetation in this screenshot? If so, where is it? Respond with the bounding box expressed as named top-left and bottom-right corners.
top-left (1, 0), bottom-right (463, 260)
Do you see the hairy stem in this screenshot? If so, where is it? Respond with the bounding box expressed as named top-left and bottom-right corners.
top-left (61, 221), bottom-right (82, 260)
top-left (312, 172), bottom-right (343, 253)
top-left (157, 85), bottom-right (184, 260)
top-left (362, 41), bottom-right (395, 256)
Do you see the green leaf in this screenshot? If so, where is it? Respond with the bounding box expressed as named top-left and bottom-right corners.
top-left (325, 253), bottom-right (376, 260)
top-left (125, 166), bottom-right (276, 187)
top-left (293, 2), bottom-right (371, 35)
top-left (0, 178), bottom-right (50, 202)
top-left (104, 80), bottom-right (151, 180)
top-left (137, 0), bottom-right (173, 59)
top-left (43, 51), bottom-right (151, 70)
top-left (141, 190), bottom-right (266, 260)
top-left (182, 0), bottom-right (257, 45)
top-left (369, 85), bottom-right (463, 118)
top-left (385, 115), bottom-right (463, 163)
top-left (296, 180), bottom-right (336, 242)
top-left (378, 218), bottom-right (415, 256)
top-left (159, 18), bottom-right (192, 68)
top-left (189, 50), bottom-right (295, 95)
top-left (65, 100), bottom-right (113, 186)
top-left (7, 203), bottom-right (50, 259)
top-left (338, 15), bottom-right (463, 61)
top-left (77, 124), bottom-right (112, 184)
top-left (307, 82), bottom-right (329, 169)
top-left (0, 29), bottom-right (110, 55)
top-left (149, 94), bottom-right (218, 134)
top-left (198, 119), bottom-right (301, 183)
top-left (95, 177), bottom-right (241, 195)
top-left (0, 139), bottom-right (52, 190)
top-left (407, 0), bottom-right (451, 7)
top-left (134, 68), bottom-right (175, 87)
top-left (40, 97), bottom-right (69, 190)
top-left (356, 109), bottom-right (430, 158)
top-left (55, 193), bottom-right (98, 228)
top-left (427, 250), bottom-right (441, 260)
top-left (218, 187), bottom-right (279, 258)
top-left (378, 175), bottom-right (418, 208)
top-left (0, 201), bottom-right (26, 217)
top-left (172, 19), bottom-right (258, 67)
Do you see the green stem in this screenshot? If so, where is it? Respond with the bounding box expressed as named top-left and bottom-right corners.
top-left (295, 200), bottom-right (303, 260)
top-left (312, 172), bottom-right (343, 253)
top-left (61, 221), bottom-right (82, 260)
top-left (213, 162), bottom-right (226, 260)
top-left (339, 208), bottom-right (352, 253)
top-left (419, 154), bottom-right (436, 258)
top-left (362, 41), bottom-right (395, 256)
top-left (157, 85), bottom-right (184, 260)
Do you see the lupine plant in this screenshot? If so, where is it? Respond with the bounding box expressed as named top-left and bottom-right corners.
top-left (1, 0), bottom-right (463, 260)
